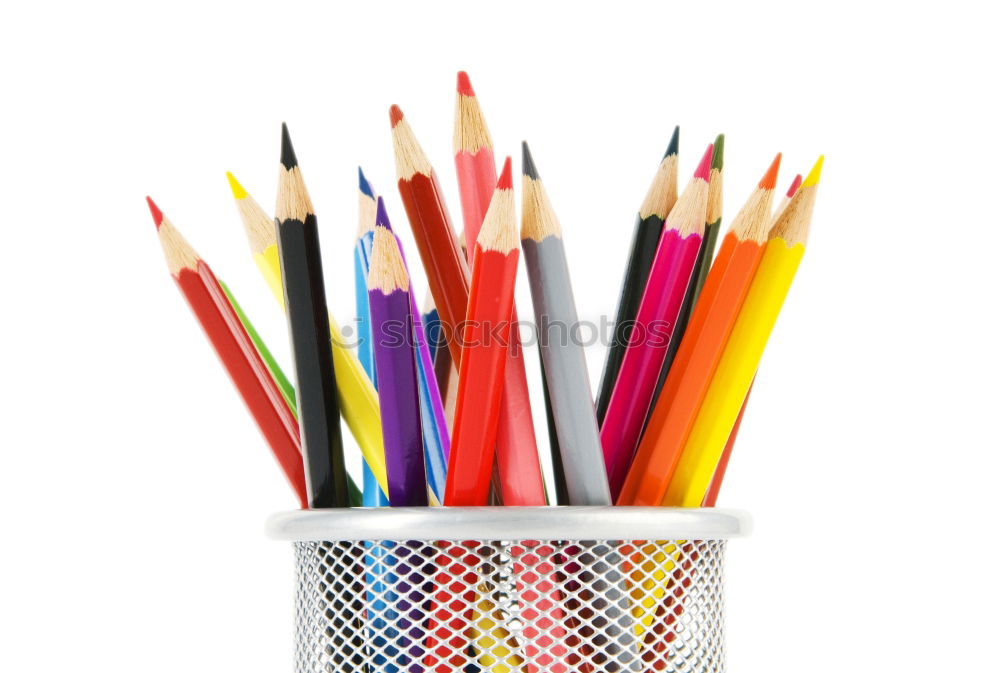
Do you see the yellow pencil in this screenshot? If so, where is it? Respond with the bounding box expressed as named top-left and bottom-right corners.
top-left (663, 155), bottom-right (823, 506)
top-left (226, 171), bottom-right (389, 497)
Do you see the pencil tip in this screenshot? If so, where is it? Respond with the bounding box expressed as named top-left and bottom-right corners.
top-left (389, 104), bottom-right (404, 128)
top-left (787, 174), bottom-right (804, 197)
top-left (759, 153), bottom-right (782, 190)
top-left (146, 196), bottom-right (164, 229)
top-left (497, 156), bottom-right (513, 189)
top-left (802, 155), bottom-right (824, 187)
top-left (358, 166), bottom-right (375, 198)
top-left (280, 123), bottom-right (298, 169)
top-left (694, 144), bottom-right (713, 181)
top-left (457, 71), bottom-right (475, 96)
top-left (711, 134), bottom-right (725, 171)
top-left (663, 126), bottom-right (680, 158)
top-left (521, 141), bottom-right (540, 180)
top-left (374, 196), bottom-right (393, 232)
top-left (226, 172), bottom-right (248, 200)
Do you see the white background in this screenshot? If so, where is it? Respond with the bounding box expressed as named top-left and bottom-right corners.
top-left (1, 1), bottom-right (998, 670)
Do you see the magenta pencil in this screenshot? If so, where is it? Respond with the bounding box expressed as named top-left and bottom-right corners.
top-left (600, 144), bottom-right (713, 499)
top-left (368, 225), bottom-right (428, 506)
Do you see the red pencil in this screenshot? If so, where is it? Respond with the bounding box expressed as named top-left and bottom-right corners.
top-left (391, 104), bottom-right (470, 362)
top-left (147, 197), bottom-right (307, 507)
top-left (453, 70), bottom-right (497, 251)
top-left (394, 104), bottom-right (545, 504)
top-left (444, 158), bottom-right (520, 506)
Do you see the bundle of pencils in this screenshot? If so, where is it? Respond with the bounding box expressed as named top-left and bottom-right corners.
top-left (147, 70), bottom-right (822, 669)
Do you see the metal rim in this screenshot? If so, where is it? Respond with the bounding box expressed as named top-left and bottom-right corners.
top-left (266, 506), bottom-right (751, 541)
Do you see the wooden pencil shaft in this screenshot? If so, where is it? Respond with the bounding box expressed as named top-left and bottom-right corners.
top-left (523, 236), bottom-right (611, 505)
top-left (277, 216), bottom-right (349, 508)
top-left (595, 215), bottom-right (664, 423)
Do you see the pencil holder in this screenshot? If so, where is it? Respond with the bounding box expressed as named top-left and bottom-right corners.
top-left (268, 506), bottom-right (750, 673)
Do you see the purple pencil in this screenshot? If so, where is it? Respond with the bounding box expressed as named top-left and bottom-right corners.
top-left (369, 223), bottom-right (428, 506)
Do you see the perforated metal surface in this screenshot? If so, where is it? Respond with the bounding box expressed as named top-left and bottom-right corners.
top-left (292, 538), bottom-right (726, 672)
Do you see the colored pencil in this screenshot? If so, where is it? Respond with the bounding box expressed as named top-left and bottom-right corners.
top-left (372, 196), bottom-right (450, 502)
top-left (444, 157), bottom-right (519, 506)
top-left (225, 169), bottom-right (389, 498)
top-left (368, 224), bottom-right (427, 506)
top-left (663, 155), bottom-right (823, 506)
top-left (354, 167), bottom-right (390, 508)
top-left (600, 144), bottom-right (712, 500)
top-left (393, 105), bottom-right (545, 505)
top-left (391, 104), bottom-right (470, 363)
top-left (454, 71), bottom-right (497, 252)
top-left (702, 172), bottom-right (802, 507)
top-left (596, 127), bottom-right (679, 425)
top-left (452, 75), bottom-right (547, 509)
top-left (521, 142), bottom-right (611, 506)
top-left (359, 169), bottom-right (451, 505)
top-left (274, 124), bottom-right (349, 508)
top-left (644, 135), bottom-right (725, 430)
top-left (147, 197), bottom-right (307, 508)
top-left (619, 153), bottom-right (782, 505)
top-left (454, 72), bottom-right (547, 510)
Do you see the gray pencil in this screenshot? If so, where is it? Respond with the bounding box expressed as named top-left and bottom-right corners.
top-left (520, 141), bottom-right (611, 506)
top-left (521, 142), bottom-right (641, 671)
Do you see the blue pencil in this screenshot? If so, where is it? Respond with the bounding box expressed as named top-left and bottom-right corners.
top-left (356, 168), bottom-right (391, 509)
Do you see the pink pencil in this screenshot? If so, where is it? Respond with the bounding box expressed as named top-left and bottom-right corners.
top-left (600, 144), bottom-right (713, 499)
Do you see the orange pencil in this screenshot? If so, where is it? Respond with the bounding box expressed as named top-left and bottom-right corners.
top-left (444, 158), bottom-right (519, 506)
top-left (618, 154), bottom-right (782, 505)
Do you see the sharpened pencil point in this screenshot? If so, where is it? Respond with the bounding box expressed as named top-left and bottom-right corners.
top-left (759, 153), bottom-right (782, 190)
top-left (802, 155), bottom-right (824, 187)
top-left (146, 196), bottom-right (164, 229)
top-left (226, 172), bottom-right (248, 200)
top-left (711, 134), bottom-right (725, 171)
top-left (786, 174), bottom-right (804, 197)
top-left (280, 123), bottom-right (298, 169)
top-left (497, 156), bottom-right (513, 190)
top-left (358, 166), bottom-right (375, 199)
top-left (389, 104), bottom-right (404, 128)
top-left (694, 144), bottom-right (714, 181)
top-left (457, 71), bottom-right (475, 96)
top-left (375, 196), bottom-right (393, 233)
top-left (664, 126), bottom-right (680, 158)
top-left (521, 142), bottom-right (540, 180)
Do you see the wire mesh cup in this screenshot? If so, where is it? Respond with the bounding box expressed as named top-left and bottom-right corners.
top-left (267, 506), bottom-right (751, 673)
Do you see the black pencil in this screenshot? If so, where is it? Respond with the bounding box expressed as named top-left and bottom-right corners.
top-left (595, 127), bottom-right (679, 424)
top-left (274, 123), bottom-right (349, 508)
top-left (644, 134), bottom-right (725, 434)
